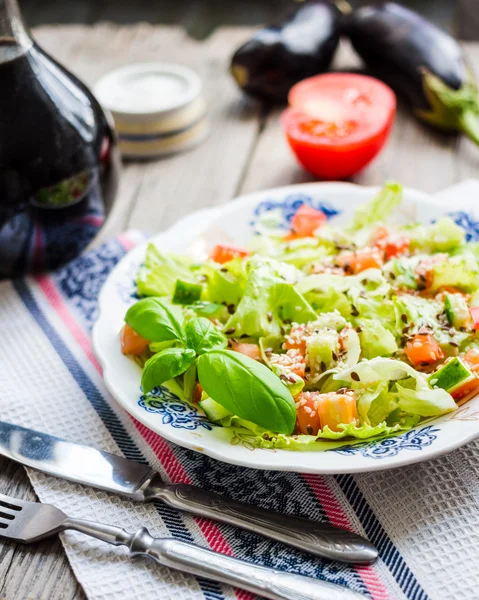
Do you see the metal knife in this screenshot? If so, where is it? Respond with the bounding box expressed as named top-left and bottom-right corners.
top-left (0, 421), bottom-right (377, 564)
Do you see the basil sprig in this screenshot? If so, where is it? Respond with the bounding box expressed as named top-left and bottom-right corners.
top-left (197, 350), bottom-right (296, 434)
top-left (125, 298), bottom-right (185, 343)
top-left (185, 318), bottom-right (227, 355)
top-left (126, 298), bottom-right (295, 434)
top-left (142, 348), bottom-right (196, 395)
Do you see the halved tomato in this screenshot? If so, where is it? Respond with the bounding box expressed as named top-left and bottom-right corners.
top-left (282, 73), bottom-right (396, 180)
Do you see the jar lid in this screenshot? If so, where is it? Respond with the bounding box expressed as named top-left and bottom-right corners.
top-left (94, 62), bottom-right (208, 158)
top-left (94, 62), bottom-right (203, 119)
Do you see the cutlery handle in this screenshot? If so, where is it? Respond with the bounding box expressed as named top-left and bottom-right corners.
top-left (148, 481), bottom-right (376, 564)
top-left (128, 528), bottom-right (368, 600)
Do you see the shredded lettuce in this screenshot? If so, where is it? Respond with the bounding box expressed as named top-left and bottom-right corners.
top-left (224, 257), bottom-right (317, 337)
top-left (350, 182), bottom-right (403, 231)
top-left (137, 244), bottom-right (196, 297)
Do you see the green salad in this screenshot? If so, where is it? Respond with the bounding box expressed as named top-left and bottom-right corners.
top-left (121, 182), bottom-right (479, 450)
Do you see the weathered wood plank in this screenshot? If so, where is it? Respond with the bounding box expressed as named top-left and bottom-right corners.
top-left (0, 458), bottom-right (85, 600)
top-left (124, 26), bottom-right (262, 233)
top-left (457, 0), bottom-right (479, 41)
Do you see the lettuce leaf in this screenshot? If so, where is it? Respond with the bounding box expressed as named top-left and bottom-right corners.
top-left (350, 182), bottom-right (403, 231)
top-left (396, 384), bottom-right (456, 417)
top-left (406, 217), bottom-right (465, 253)
top-left (201, 259), bottom-right (247, 307)
top-left (225, 257), bottom-right (317, 337)
top-left (224, 419), bottom-right (406, 451)
top-left (137, 244), bottom-right (195, 297)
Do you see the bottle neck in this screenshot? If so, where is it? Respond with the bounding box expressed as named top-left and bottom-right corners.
top-left (0, 0), bottom-right (32, 57)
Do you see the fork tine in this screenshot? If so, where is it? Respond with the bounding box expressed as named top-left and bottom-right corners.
top-left (0, 493), bottom-right (23, 511)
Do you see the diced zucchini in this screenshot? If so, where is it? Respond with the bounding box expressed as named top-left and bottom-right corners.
top-left (444, 294), bottom-right (471, 329)
top-left (199, 397), bottom-right (232, 422)
top-left (172, 279), bottom-right (202, 305)
top-left (428, 357), bottom-right (475, 394)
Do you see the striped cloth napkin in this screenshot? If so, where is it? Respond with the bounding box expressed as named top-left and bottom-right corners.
top-left (2, 183), bottom-right (479, 600)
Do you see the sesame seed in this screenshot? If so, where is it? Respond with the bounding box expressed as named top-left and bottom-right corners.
top-left (304, 406), bottom-right (312, 414)
top-left (351, 372), bottom-right (360, 382)
top-left (267, 312), bottom-right (273, 322)
top-left (320, 361), bottom-right (327, 372)
top-left (225, 327), bottom-right (236, 335)
top-left (401, 313), bottom-right (408, 324)
top-left (220, 268), bottom-right (228, 273)
top-left (402, 326), bottom-right (409, 334)
top-left (306, 425), bottom-right (314, 435)
top-left (351, 305), bottom-right (359, 317)
top-left (279, 374), bottom-right (289, 382)
top-left (280, 327), bottom-right (286, 336)
top-left (332, 351), bottom-right (338, 361)
top-left (450, 341), bottom-right (459, 347)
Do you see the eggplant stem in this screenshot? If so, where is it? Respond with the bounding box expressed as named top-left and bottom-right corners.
top-left (459, 110), bottom-right (479, 147)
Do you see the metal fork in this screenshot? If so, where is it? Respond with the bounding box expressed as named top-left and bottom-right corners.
top-left (0, 493), bottom-right (367, 600)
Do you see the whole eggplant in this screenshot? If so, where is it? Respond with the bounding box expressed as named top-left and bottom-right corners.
top-left (346, 3), bottom-right (479, 146)
top-left (230, 1), bottom-right (343, 103)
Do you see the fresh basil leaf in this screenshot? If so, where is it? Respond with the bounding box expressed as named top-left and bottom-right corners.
top-left (183, 361), bottom-right (198, 401)
top-left (142, 348), bottom-right (196, 395)
top-left (197, 349), bottom-right (295, 434)
top-left (185, 318), bottom-right (227, 355)
top-left (125, 298), bottom-right (185, 343)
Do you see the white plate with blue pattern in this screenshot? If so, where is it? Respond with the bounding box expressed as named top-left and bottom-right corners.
top-left (93, 181), bottom-right (479, 473)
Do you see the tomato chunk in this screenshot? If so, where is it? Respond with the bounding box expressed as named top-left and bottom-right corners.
top-left (120, 324), bottom-right (150, 356)
top-left (470, 307), bottom-right (479, 330)
top-left (371, 226), bottom-right (410, 259)
top-left (289, 204), bottom-right (327, 238)
top-left (209, 244), bottom-right (249, 264)
top-left (464, 348), bottom-right (479, 369)
top-left (296, 391), bottom-right (358, 434)
top-left (336, 249), bottom-right (383, 274)
top-left (231, 342), bottom-right (261, 361)
top-left (295, 392), bottom-right (322, 435)
top-left (283, 324), bottom-right (308, 354)
top-left (405, 334), bottom-right (444, 366)
top-left (193, 383), bottom-right (203, 403)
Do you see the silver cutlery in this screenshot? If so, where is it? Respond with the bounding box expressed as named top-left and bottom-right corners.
top-left (0, 492), bottom-right (367, 600)
top-left (0, 421), bottom-right (377, 564)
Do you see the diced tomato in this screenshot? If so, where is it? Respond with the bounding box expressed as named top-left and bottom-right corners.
top-left (371, 226), bottom-right (410, 259)
top-left (193, 383), bottom-right (203, 403)
top-left (316, 391), bottom-right (358, 432)
top-left (284, 324), bottom-right (308, 354)
top-left (209, 244), bottom-right (249, 264)
top-left (335, 249), bottom-right (383, 274)
top-left (282, 73), bottom-right (396, 180)
top-left (405, 333), bottom-right (444, 366)
top-left (384, 236), bottom-right (410, 259)
top-left (289, 204), bottom-right (327, 238)
top-left (120, 324), bottom-right (150, 356)
top-left (231, 342), bottom-right (261, 361)
top-left (295, 391), bottom-right (358, 435)
top-left (370, 226), bottom-right (389, 244)
top-left (271, 349), bottom-right (306, 379)
top-left (470, 307), bottom-right (479, 330)
top-left (450, 375), bottom-right (479, 401)
top-left (295, 393), bottom-right (322, 435)
top-left (463, 348), bottom-right (479, 371)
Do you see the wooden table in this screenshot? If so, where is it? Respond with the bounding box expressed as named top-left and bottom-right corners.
top-left (2, 23), bottom-right (479, 600)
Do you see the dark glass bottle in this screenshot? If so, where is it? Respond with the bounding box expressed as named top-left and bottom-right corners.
top-left (0, 0), bottom-right (121, 277)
